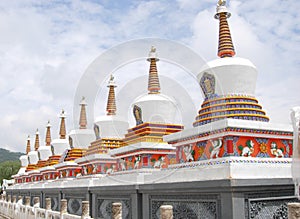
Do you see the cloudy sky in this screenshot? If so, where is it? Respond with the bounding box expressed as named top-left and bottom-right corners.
top-left (0, 0), bottom-right (299, 152)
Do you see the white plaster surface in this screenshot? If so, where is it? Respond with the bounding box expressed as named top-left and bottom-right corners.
top-left (133, 93), bottom-right (179, 124)
top-left (197, 57), bottom-right (257, 96)
top-left (38, 145), bottom-right (52, 161)
top-left (11, 157), bottom-right (292, 190)
top-left (54, 161), bottom-right (78, 169)
top-left (164, 118), bottom-right (292, 143)
top-left (27, 151), bottom-right (39, 164)
top-left (19, 155), bottom-right (28, 167)
top-left (75, 153), bottom-right (115, 164)
top-left (94, 115), bottom-right (129, 139)
top-left (68, 129), bottom-right (95, 149)
top-left (109, 142), bottom-right (175, 156)
top-left (51, 138), bottom-right (70, 155)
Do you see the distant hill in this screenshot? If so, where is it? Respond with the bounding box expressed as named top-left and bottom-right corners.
top-left (0, 148), bottom-right (23, 163)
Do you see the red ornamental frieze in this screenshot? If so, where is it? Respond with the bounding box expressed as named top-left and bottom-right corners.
top-left (236, 137), bottom-right (288, 158)
top-left (117, 154), bottom-right (175, 171)
top-left (179, 140), bottom-right (226, 162)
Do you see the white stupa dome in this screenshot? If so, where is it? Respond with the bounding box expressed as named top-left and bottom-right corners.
top-left (68, 129), bottom-right (95, 148)
top-left (28, 151), bottom-right (39, 165)
top-left (94, 75), bottom-right (129, 139)
top-left (16, 167), bottom-right (26, 175)
top-left (130, 46), bottom-right (180, 125)
top-left (133, 93), bottom-right (178, 124)
top-left (38, 146), bottom-right (52, 161)
top-left (197, 57), bottom-right (257, 97)
top-left (68, 97), bottom-right (97, 148)
top-left (19, 155), bottom-right (29, 167)
top-left (38, 121), bottom-right (53, 160)
top-left (51, 110), bottom-right (70, 155)
top-left (94, 115), bottom-right (129, 139)
top-left (51, 138), bottom-right (69, 155)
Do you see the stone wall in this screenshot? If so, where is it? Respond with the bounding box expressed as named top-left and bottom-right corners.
top-left (6, 178), bottom-right (299, 218)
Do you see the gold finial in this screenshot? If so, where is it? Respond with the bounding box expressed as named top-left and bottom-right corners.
top-left (147, 46), bottom-right (160, 94)
top-left (79, 96), bottom-right (87, 129)
top-left (215, 0), bottom-right (235, 58)
top-left (106, 75), bottom-right (117, 116)
top-left (45, 121), bottom-right (51, 146)
top-left (34, 129), bottom-right (40, 151)
top-left (150, 46), bottom-right (156, 53)
top-left (26, 135), bottom-right (31, 154)
top-left (218, 0), bottom-right (226, 6)
top-left (59, 109), bottom-right (66, 139)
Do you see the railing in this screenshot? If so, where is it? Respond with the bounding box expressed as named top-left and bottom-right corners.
top-left (0, 194), bottom-right (90, 219)
top-left (0, 194), bottom-right (174, 219)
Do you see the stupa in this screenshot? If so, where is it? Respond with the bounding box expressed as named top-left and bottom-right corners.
top-left (164, 0), bottom-right (292, 162)
top-left (37, 121), bottom-right (52, 168)
top-left (46, 110), bottom-right (70, 166)
top-left (26, 130), bottom-right (40, 172)
top-left (76, 75), bottom-right (128, 175)
top-left (18, 136), bottom-right (30, 174)
top-left (66, 97), bottom-right (95, 161)
top-left (109, 47), bottom-right (183, 171)
top-left (53, 98), bottom-right (94, 179)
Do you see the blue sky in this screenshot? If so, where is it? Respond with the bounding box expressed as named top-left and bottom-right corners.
top-left (0, 0), bottom-right (299, 152)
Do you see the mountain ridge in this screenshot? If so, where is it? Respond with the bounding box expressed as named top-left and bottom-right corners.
top-left (0, 148), bottom-right (23, 163)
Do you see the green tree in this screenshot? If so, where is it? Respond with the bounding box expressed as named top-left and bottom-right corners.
top-left (0, 160), bottom-right (21, 185)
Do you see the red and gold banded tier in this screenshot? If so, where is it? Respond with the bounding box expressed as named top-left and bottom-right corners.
top-left (47, 155), bottom-right (61, 166)
top-left (85, 138), bottom-right (123, 156)
top-left (36, 160), bottom-right (47, 168)
top-left (26, 164), bottom-right (37, 172)
top-left (123, 122), bottom-right (184, 145)
top-left (64, 148), bottom-right (86, 161)
top-left (193, 95), bottom-right (269, 127)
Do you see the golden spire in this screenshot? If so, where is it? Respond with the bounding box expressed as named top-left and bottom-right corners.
top-left (147, 46), bottom-right (161, 94)
top-left (34, 129), bottom-right (40, 151)
top-left (26, 135), bottom-right (31, 154)
top-left (59, 109), bottom-right (66, 139)
top-left (106, 75), bottom-right (117, 116)
top-left (215, 0), bottom-right (235, 58)
top-left (79, 97), bottom-right (87, 129)
top-left (45, 121), bottom-right (51, 146)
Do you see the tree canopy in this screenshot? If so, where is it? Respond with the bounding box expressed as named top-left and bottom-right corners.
top-left (0, 160), bottom-right (21, 185)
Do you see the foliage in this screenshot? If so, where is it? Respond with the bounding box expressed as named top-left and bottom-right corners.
top-left (0, 160), bottom-right (21, 185)
top-left (0, 148), bottom-right (23, 185)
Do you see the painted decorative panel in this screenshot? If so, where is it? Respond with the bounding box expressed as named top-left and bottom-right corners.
top-left (67, 198), bottom-right (82, 216)
top-left (245, 196), bottom-right (298, 219)
top-left (117, 154), bottom-right (175, 171)
top-left (150, 195), bottom-right (219, 219)
top-left (176, 135), bottom-right (291, 163)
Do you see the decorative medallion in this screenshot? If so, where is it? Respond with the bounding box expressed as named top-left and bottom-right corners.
top-left (200, 72), bottom-right (216, 99)
top-left (133, 105), bottom-right (143, 125)
top-left (94, 124), bottom-right (100, 139)
top-left (259, 143), bottom-right (268, 153)
top-left (50, 144), bottom-right (55, 155)
top-left (68, 136), bottom-right (73, 148)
